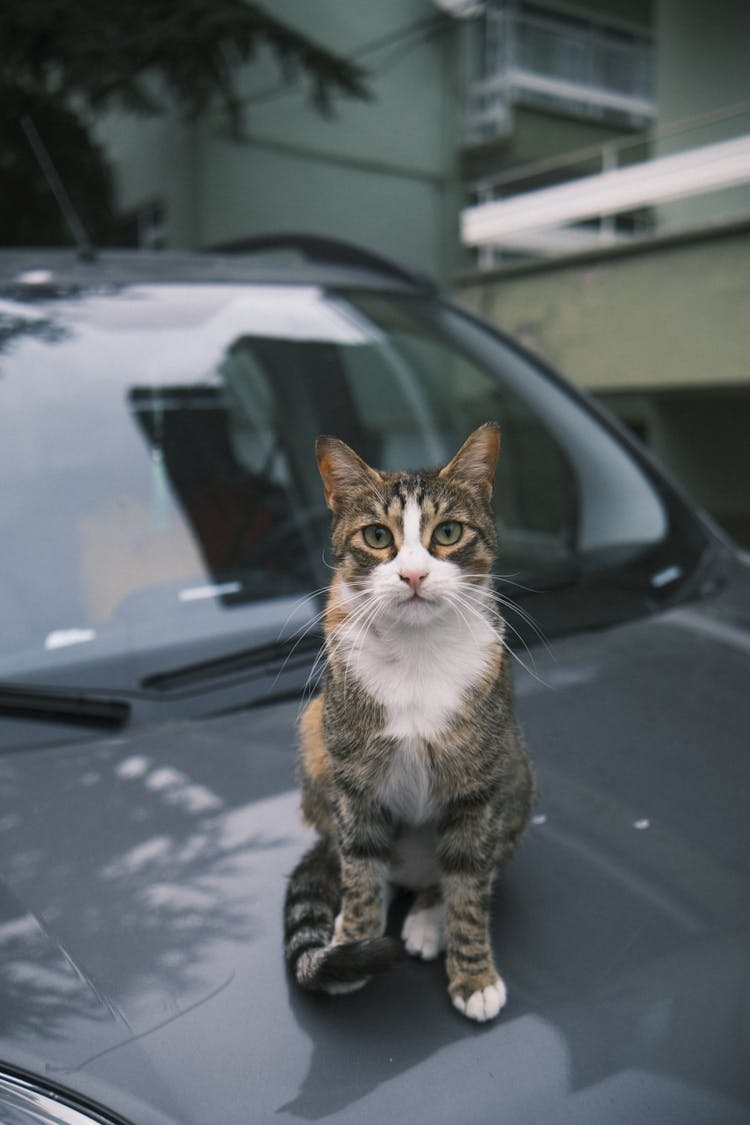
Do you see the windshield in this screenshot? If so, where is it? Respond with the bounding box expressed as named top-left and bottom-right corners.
top-left (0, 279), bottom-right (706, 688)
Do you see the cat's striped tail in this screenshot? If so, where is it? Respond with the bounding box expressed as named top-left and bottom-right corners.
top-left (284, 837), bottom-right (398, 990)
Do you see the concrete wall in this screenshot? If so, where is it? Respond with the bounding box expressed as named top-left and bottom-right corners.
top-left (457, 227), bottom-right (750, 392)
top-left (655, 0), bottom-right (750, 232)
top-left (97, 0), bottom-right (463, 282)
top-left (462, 105), bottom-right (642, 185)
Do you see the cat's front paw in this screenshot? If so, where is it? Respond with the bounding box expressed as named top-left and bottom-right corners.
top-left (450, 976), bottom-right (507, 1022)
top-left (401, 902), bottom-right (445, 960)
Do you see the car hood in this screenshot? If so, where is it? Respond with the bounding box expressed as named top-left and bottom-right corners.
top-left (1, 564), bottom-right (749, 1125)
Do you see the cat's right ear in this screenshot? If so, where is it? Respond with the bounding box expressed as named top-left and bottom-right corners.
top-left (315, 437), bottom-right (382, 512)
top-left (439, 421), bottom-right (501, 501)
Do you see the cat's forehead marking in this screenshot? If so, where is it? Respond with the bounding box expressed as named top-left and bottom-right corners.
top-left (384, 493), bottom-right (404, 525)
top-left (401, 496), bottom-right (423, 549)
top-left (386, 473), bottom-right (427, 507)
top-left (392, 477), bottom-right (411, 509)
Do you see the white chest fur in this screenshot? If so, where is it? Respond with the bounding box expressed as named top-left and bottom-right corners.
top-left (339, 609), bottom-right (497, 824)
top-left (350, 612), bottom-right (495, 737)
top-left (380, 736), bottom-right (434, 824)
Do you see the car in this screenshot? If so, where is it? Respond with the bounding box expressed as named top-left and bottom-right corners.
top-left (0, 235), bottom-right (748, 1125)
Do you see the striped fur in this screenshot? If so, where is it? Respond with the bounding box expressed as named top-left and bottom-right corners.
top-left (284, 424), bottom-right (535, 1019)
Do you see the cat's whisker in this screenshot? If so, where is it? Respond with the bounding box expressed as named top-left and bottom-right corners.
top-left (275, 584), bottom-right (359, 653)
top-left (459, 576), bottom-right (552, 655)
top-left (340, 595), bottom-right (388, 690)
top-left (275, 587), bottom-right (329, 637)
top-left (457, 583), bottom-right (527, 631)
top-left (462, 568), bottom-right (549, 598)
top-left (291, 587), bottom-right (377, 715)
top-left (491, 596), bottom-right (552, 656)
top-left (498, 636), bottom-right (552, 688)
top-left (445, 592), bottom-right (486, 649)
top-left (272, 589), bottom-right (362, 695)
top-left (451, 581), bottom-right (547, 686)
top-left (266, 597), bottom-right (330, 701)
top-left (493, 571), bottom-right (547, 595)
top-left (320, 548), bottom-right (337, 572)
top-left (445, 580), bottom-right (546, 684)
top-left (297, 655), bottom-right (326, 720)
top-left (297, 603), bottom-right (372, 714)
top-left (448, 589), bottom-right (502, 645)
top-left (312, 589), bottom-right (384, 695)
top-left (451, 586), bottom-right (548, 687)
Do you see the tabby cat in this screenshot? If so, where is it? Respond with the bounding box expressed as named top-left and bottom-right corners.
top-left (283, 423), bottom-right (534, 1022)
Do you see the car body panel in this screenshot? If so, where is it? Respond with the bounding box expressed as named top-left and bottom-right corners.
top-left (1, 561), bottom-right (748, 1124)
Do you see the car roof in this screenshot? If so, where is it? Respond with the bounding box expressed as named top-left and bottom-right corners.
top-left (0, 234), bottom-right (437, 295)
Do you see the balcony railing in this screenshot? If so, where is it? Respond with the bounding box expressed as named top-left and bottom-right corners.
top-left (462, 101), bottom-right (750, 268)
top-left (465, 2), bottom-right (654, 145)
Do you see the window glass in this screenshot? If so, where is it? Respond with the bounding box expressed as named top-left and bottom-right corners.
top-left (336, 292), bottom-right (666, 568)
top-left (0, 281), bottom-right (684, 683)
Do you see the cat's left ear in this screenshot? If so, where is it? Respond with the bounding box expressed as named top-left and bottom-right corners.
top-left (439, 422), bottom-right (501, 500)
top-left (315, 436), bottom-right (383, 512)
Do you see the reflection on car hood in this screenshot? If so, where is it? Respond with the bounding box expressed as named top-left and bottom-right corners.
top-left (0, 566), bottom-right (749, 1125)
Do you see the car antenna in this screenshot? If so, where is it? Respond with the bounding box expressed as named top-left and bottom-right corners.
top-left (21, 115), bottom-right (97, 262)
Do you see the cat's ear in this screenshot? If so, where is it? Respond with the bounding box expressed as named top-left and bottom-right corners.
top-left (439, 422), bottom-right (501, 500)
top-left (315, 437), bottom-right (382, 512)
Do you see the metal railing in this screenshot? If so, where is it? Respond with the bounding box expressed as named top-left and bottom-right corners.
top-left (465, 1), bottom-right (654, 145)
top-left (463, 99), bottom-right (750, 267)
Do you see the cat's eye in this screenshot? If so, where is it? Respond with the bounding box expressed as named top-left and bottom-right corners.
top-left (433, 521), bottom-right (463, 547)
top-left (362, 524), bottom-right (394, 549)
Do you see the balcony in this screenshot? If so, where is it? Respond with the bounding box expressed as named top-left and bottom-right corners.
top-left (465, 1), bottom-right (654, 146)
top-left (461, 101), bottom-right (750, 266)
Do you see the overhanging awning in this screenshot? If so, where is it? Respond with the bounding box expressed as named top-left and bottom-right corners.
top-left (462, 133), bottom-right (750, 248)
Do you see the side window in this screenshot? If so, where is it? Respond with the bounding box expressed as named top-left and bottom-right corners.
top-left (339, 292), bottom-right (667, 576)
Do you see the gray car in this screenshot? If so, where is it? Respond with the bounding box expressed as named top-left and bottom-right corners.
top-left (0, 238), bottom-right (748, 1125)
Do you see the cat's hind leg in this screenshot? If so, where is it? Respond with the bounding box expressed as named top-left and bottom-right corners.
top-left (401, 885), bottom-right (445, 961)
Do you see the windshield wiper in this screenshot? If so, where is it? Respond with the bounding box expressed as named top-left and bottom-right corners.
top-left (0, 684), bottom-right (130, 729)
top-left (141, 630), bottom-right (323, 693)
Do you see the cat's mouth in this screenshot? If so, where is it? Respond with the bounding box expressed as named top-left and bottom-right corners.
top-left (397, 589), bottom-right (437, 612)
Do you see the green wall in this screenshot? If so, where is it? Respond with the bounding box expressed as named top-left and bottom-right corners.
top-left (655, 0), bottom-right (750, 231)
top-left (97, 0), bottom-right (463, 282)
top-left (457, 228), bottom-right (750, 392)
top-left (462, 105), bottom-right (642, 185)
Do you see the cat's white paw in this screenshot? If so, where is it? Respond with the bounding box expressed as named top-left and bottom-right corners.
top-left (451, 977), bottom-right (507, 1022)
top-left (401, 903), bottom-right (445, 960)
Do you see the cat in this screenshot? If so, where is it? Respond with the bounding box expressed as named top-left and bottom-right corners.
top-left (283, 422), bottom-right (535, 1022)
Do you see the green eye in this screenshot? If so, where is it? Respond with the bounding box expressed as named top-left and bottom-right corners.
top-left (362, 524), bottom-right (394, 550)
top-left (433, 521), bottom-right (463, 547)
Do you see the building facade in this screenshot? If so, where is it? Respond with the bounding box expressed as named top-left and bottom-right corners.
top-left (457, 0), bottom-right (750, 544)
top-left (99, 0), bottom-right (750, 543)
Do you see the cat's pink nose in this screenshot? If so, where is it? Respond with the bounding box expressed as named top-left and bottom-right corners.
top-left (399, 567), bottom-right (428, 592)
